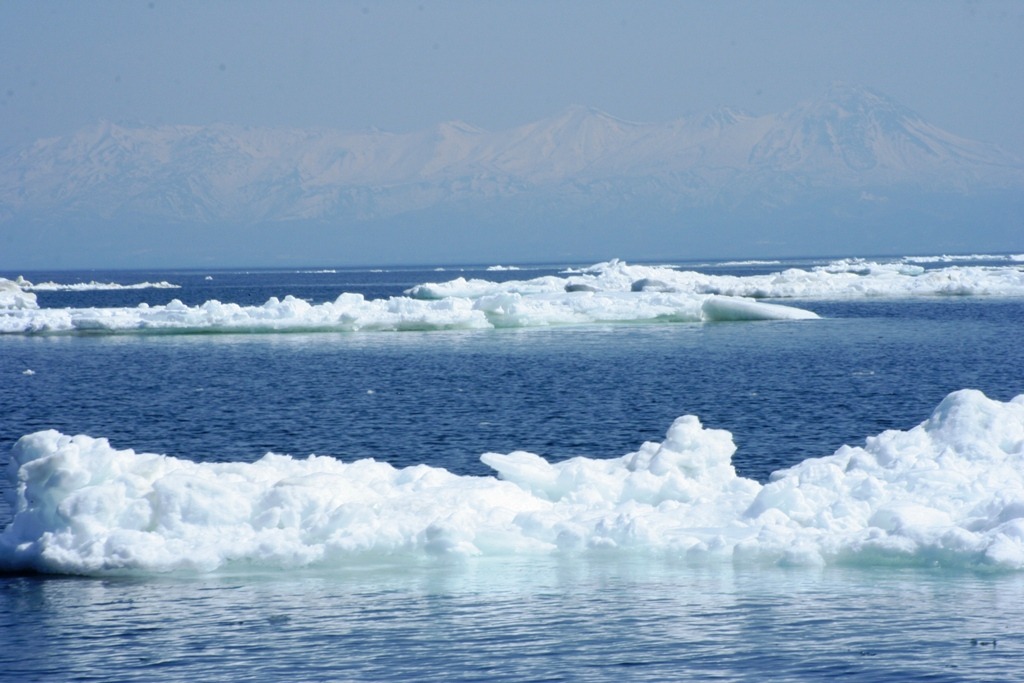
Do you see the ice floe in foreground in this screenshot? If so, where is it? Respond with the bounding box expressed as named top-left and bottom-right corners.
top-left (2, 389), bottom-right (1022, 575)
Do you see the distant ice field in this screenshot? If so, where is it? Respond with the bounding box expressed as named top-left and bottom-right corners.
top-left (3, 255), bottom-right (1023, 334)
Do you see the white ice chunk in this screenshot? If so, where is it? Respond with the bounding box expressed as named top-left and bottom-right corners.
top-left (3, 389), bottom-right (1022, 575)
top-left (0, 277), bottom-right (38, 310)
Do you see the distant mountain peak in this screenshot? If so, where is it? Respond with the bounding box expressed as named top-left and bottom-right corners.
top-left (741, 82), bottom-right (1022, 176)
top-left (801, 82), bottom-right (923, 124)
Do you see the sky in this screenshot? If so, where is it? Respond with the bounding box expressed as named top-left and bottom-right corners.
top-left (1, 0), bottom-right (1023, 156)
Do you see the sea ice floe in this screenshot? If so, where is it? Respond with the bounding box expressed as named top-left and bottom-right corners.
top-left (20, 279), bottom-right (180, 292)
top-left (408, 258), bottom-right (1024, 300)
top-left (0, 277), bottom-right (37, 310)
top-left (0, 277), bottom-right (817, 336)
top-left (2, 389), bottom-right (1021, 575)
top-left (3, 256), bottom-right (1022, 334)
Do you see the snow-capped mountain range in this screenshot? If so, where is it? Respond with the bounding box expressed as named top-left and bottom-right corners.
top-left (0, 84), bottom-right (1021, 267)
top-left (2, 84), bottom-right (1020, 225)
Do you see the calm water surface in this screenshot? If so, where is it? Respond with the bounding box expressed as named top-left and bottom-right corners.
top-left (2, 560), bottom-right (1022, 682)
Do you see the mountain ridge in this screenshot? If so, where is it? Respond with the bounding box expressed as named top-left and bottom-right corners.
top-left (3, 84), bottom-right (1021, 224)
top-left (0, 84), bottom-right (1021, 268)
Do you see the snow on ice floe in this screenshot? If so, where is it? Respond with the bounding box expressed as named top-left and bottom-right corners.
top-left (2, 389), bottom-right (1022, 575)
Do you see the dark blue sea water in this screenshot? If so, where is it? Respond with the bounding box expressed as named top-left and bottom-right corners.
top-left (2, 259), bottom-right (1023, 681)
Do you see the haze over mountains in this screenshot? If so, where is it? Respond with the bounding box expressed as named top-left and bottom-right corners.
top-left (1, 84), bottom-right (1021, 268)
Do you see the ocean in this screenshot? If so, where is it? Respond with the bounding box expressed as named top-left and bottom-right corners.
top-left (1, 256), bottom-right (1023, 681)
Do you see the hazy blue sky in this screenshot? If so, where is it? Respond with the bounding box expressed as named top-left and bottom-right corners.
top-left (2, 0), bottom-right (1023, 154)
